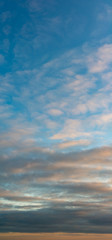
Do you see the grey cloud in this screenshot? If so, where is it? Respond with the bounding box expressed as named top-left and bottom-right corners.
top-left (0, 208), bottom-right (112, 233)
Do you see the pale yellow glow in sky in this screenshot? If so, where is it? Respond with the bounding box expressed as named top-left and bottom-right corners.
top-left (0, 233), bottom-right (112, 240)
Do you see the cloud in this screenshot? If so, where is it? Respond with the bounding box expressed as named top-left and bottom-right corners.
top-left (0, 206), bottom-right (112, 233)
top-left (56, 139), bottom-right (90, 149)
top-left (0, 145), bottom-right (112, 212)
top-left (1, 42), bottom-right (112, 150)
top-left (0, 75), bottom-right (112, 232)
top-left (0, 11), bottom-right (11, 23)
top-left (98, 3), bottom-right (112, 22)
top-left (27, 0), bottom-right (41, 12)
top-left (0, 54), bottom-right (4, 64)
top-left (88, 44), bottom-right (112, 73)
top-left (51, 119), bottom-right (90, 140)
top-left (47, 109), bottom-right (63, 116)
top-left (0, 0), bottom-right (112, 235)
top-left (92, 113), bottom-right (112, 126)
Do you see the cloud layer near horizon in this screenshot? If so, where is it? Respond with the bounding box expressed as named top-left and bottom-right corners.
top-left (0, 145), bottom-right (112, 233)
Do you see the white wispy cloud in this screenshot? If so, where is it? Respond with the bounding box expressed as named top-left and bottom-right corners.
top-left (91, 113), bottom-right (112, 126)
top-left (88, 44), bottom-right (112, 73)
top-left (1, 41), bottom-right (112, 147)
top-left (56, 139), bottom-right (91, 149)
top-left (47, 108), bottom-right (63, 116)
top-left (51, 119), bottom-right (90, 140)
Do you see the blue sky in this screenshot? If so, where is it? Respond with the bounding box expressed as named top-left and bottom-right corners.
top-left (0, 0), bottom-right (112, 236)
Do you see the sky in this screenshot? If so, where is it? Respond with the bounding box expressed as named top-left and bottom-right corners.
top-left (0, 0), bottom-right (112, 239)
